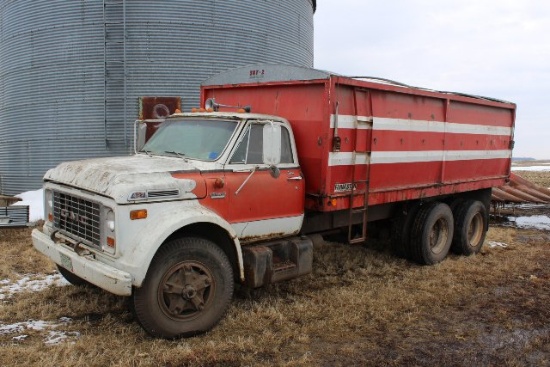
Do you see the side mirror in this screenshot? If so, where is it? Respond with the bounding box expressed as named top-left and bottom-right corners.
top-left (263, 123), bottom-right (281, 165)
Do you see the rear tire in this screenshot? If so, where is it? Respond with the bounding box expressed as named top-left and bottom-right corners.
top-left (451, 200), bottom-right (487, 255)
top-left (410, 202), bottom-right (454, 265)
top-left (390, 203), bottom-right (421, 259)
top-left (133, 237), bottom-right (234, 339)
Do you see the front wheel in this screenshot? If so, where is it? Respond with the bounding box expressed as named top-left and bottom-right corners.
top-left (133, 237), bottom-right (234, 339)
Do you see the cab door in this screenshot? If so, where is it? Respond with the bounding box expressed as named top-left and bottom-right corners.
top-left (224, 120), bottom-right (304, 242)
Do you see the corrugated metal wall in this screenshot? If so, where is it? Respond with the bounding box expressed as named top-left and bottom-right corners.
top-left (0, 0), bottom-right (315, 195)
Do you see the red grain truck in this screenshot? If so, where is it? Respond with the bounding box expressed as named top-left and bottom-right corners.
top-left (32, 64), bottom-right (515, 338)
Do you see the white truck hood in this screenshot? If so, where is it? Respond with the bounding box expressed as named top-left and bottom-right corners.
top-left (44, 155), bottom-right (206, 204)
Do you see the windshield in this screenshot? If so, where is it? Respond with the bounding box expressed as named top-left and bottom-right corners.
top-left (141, 118), bottom-right (238, 161)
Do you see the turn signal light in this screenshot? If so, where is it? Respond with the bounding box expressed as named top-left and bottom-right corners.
top-left (130, 209), bottom-right (148, 220)
top-left (106, 236), bottom-right (116, 248)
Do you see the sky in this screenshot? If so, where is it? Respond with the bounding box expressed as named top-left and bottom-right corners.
top-left (313, 0), bottom-right (550, 159)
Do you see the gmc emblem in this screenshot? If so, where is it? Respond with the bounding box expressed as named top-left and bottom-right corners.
top-left (60, 208), bottom-right (89, 225)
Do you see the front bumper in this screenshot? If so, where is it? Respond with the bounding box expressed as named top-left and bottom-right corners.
top-left (32, 229), bottom-right (133, 296)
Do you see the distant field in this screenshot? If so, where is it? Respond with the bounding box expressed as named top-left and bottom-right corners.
top-left (512, 159), bottom-right (550, 166)
top-left (512, 160), bottom-right (550, 187)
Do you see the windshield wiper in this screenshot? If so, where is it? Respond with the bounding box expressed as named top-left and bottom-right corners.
top-left (140, 150), bottom-right (153, 157)
top-left (164, 150), bottom-right (186, 159)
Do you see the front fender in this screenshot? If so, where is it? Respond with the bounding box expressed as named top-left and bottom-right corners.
top-left (121, 203), bottom-right (243, 287)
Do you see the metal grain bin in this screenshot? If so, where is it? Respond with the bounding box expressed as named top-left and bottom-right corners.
top-left (0, 0), bottom-right (315, 195)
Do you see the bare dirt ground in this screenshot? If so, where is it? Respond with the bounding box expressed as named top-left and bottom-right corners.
top-left (0, 170), bottom-right (548, 367)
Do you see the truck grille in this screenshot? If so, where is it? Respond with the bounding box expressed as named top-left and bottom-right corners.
top-left (53, 191), bottom-right (101, 247)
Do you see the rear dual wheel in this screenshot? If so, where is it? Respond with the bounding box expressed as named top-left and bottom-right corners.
top-left (452, 200), bottom-right (487, 255)
top-left (410, 202), bottom-right (454, 265)
top-left (390, 203), bottom-right (421, 259)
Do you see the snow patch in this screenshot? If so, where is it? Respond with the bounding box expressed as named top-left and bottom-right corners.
top-left (0, 273), bottom-right (77, 344)
top-left (0, 320), bottom-right (52, 335)
top-left (44, 330), bottom-right (81, 345)
top-left (13, 189), bottom-right (44, 223)
top-left (511, 166), bottom-right (550, 172)
top-left (0, 273), bottom-right (69, 300)
top-left (510, 215), bottom-right (550, 231)
top-left (0, 318), bottom-right (78, 345)
top-left (487, 241), bottom-right (509, 248)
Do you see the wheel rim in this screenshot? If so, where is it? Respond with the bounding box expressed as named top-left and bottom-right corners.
top-left (467, 212), bottom-right (484, 247)
top-left (158, 261), bottom-right (215, 321)
top-left (429, 218), bottom-right (449, 254)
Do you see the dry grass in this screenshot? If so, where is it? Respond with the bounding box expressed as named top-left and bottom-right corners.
top-left (0, 228), bottom-right (55, 281)
top-left (1, 222), bottom-right (549, 367)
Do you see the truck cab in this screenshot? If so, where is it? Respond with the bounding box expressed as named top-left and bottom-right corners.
top-left (32, 111), bottom-right (312, 339)
top-left (139, 112), bottom-right (305, 242)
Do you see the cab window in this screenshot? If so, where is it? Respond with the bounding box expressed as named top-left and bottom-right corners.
top-left (229, 122), bottom-right (294, 165)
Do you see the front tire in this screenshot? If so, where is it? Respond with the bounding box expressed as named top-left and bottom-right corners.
top-left (133, 237), bottom-right (234, 339)
top-left (452, 200), bottom-right (487, 255)
top-left (410, 202), bottom-right (454, 265)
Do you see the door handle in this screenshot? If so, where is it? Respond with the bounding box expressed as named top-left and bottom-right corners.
top-left (287, 176), bottom-right (303, 181)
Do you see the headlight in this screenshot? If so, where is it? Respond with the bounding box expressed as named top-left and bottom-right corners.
top-left (106, 209), bottom-right (115, 232)
top-left (102, 208), bottom-right (116, 254)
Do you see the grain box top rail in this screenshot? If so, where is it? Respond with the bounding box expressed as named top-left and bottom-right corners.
top-left (202, 63), bottom-right (515, 109)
